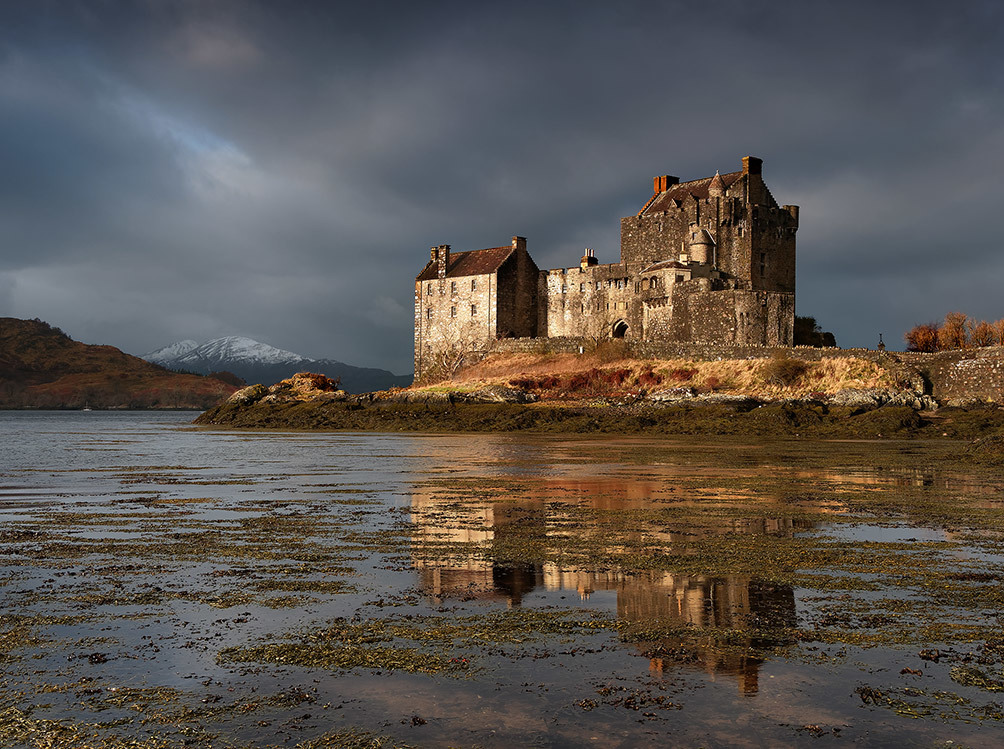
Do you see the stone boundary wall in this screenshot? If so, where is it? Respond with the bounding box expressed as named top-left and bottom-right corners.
top-left (486, 338), bottom-right (1004, 403)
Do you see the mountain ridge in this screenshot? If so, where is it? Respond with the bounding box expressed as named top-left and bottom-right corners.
top-left (144, 336), bottom-right (411, 393)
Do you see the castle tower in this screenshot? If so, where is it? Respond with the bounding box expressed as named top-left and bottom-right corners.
top-left (688, 226), bottom-right (715, 265)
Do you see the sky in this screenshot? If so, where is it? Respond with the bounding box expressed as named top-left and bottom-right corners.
top-left (1, 0), bottom-right (1002, 374)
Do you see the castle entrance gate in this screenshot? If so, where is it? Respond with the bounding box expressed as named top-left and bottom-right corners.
top-left (612, 320), bottom-right (628, 338)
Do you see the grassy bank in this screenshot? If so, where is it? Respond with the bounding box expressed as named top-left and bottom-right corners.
top-left (443, 349), bottom-right (907, 401)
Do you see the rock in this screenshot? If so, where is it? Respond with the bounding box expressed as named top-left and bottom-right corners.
top-left (829, 388), bottom-right (890, 409)
top-left (228, 384), bottom-right (268, 406)
top-left (695, 393), bottom-right (762, 407)
top-left (648, 387), bottom-right (697, 402)
top-left (457, 386), bottom-right (538, 404)
top-left (829, 389), bottom-right (938, 412)
top-left (404, 391), bottom-right (455, 404)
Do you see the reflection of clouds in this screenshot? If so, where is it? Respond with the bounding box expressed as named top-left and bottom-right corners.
top-left (410, 473), bottom-right (804, 693)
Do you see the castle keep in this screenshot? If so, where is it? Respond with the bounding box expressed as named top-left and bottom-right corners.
top-left (414, 156), bottom-right (798, 379)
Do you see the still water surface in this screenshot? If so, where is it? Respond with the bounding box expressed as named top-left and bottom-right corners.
top-left (1, 411), bottom-right (1003, 747)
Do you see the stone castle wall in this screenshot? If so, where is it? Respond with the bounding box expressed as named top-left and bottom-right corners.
top-left (416, 158), bottom-right (799, 379)
top-left (414, 272), bottom-right (497, 376)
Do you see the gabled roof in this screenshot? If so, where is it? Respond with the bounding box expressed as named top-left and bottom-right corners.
top-left (416, 246), bottom-right (515, 282)
top-left (640, 170), bottom-right (743, 215)
top-left (642, 260), bottom-right (688, 273)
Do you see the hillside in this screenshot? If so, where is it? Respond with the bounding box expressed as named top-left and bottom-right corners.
top-left (0, 318), bottom-right (238, 409)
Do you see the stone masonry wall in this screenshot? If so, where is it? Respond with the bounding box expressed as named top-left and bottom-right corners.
top-left (414, 273), bottom-right (496, 377)
top-left (495, 244), bottom-right (539, 339)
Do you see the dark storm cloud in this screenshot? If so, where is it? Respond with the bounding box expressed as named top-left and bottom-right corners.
top-left (1, 0), bottom-right (1002, 371)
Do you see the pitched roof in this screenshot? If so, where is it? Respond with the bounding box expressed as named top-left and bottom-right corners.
top-left (642, 260), bottom-right (688, 273)
top-left (640, 170), bottom-right (743, 215)
top-left (416, 246), bottom-right (515, 282)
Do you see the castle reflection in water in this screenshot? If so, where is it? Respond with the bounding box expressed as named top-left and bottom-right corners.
top-left (410, 475), bottom-right (809, 695)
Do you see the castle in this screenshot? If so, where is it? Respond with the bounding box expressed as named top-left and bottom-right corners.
top-left (414, 156), bottom-right (798, 379)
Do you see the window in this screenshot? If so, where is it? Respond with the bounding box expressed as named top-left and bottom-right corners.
top-left (471, 279), bottom-right (477, 291)
top-left (595, 281), bottom-right (601, 290)
top-left (580, 283), bottom-right (585, 292)
top-left (451, 281), bottom-right (456, 294)
top-left (426, 308), bottom-right (432, 319)
top-left (634, 282), bottom-right (640, 293)
top-left (450, 306), bottom-right (456, 317)
top-left (561, 284), bottom-right (567, 294)
top-left (471, 304), bottom-right (477, 316)
top-left (676, 274), bottom-right (685, 283)
top-left (427, 283), bottom-right (432, 296)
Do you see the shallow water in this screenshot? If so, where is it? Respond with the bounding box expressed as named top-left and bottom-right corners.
top-left (2, 411), bottom-right (1004, 747)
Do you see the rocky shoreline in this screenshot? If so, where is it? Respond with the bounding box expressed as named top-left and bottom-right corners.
top-left (194, 373), bottom-right (1004, 447)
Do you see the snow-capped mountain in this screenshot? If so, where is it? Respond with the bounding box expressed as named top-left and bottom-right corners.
top-left (179, 336), bottom-right (303, 368)
top-left (143, 339), bottom-right (199, 365)
top-left (143, 336), bottom-right (411, 393)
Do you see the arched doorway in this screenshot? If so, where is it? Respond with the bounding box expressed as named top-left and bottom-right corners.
top-left (612, 320), bottom-right (628, 338)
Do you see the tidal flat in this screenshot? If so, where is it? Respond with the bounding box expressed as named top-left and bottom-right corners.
top-left (2, 412), bottom-right (1004, 747)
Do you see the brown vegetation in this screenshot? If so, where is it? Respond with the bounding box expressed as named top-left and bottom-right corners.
top-left (0, 317), bottom-right (237, 409)
top-left (416, 350), bottom-right (899, 403)
top-left (905, 312), bottom-right (1004, 352)
top-left (763, 356), bottom-right (809, 387)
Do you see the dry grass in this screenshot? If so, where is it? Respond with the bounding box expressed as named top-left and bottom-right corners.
top-left (408, 353), bottom-right (901, 401)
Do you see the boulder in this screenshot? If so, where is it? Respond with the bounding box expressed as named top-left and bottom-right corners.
top-left (227, 384), bottom-right (268, 406)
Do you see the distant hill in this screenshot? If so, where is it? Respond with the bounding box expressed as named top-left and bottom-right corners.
top-left (0, 318), bottom-right (238, 409)
top-left (144, 336), bottom-right (411, 393)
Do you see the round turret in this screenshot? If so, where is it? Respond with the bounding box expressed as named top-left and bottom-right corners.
top-left (688, 227), bottom-right (715, 264)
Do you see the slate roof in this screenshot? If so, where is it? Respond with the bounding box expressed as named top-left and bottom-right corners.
top-left (640, 170), bottom-right (743, 215)
top-left (416, 246), bottom-right (514, 282)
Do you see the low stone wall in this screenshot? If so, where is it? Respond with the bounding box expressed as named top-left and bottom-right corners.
top-left (486, 338), bottom-right (1004, 404)
top-left (898, 348), bottom-right (1004, 404)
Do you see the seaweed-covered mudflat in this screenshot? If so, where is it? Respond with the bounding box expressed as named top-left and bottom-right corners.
top-left (2, 411), bottom-right (1004, 747)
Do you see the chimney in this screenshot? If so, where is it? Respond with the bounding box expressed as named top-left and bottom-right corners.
top-left (580, 248), bottom-right (598, 269)
top-left (511, 236), bottom-right (526, 252)
top-left (652, 175), bottom-right (680, 193)
top-left (430, 244), bottom-right (450, 278)
top-left (742, 156), bottom-right (762, 175)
